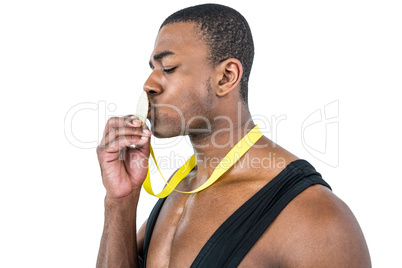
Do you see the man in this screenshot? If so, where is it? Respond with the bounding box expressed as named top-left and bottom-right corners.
top-left (96, 4), bottom-right (371, 267)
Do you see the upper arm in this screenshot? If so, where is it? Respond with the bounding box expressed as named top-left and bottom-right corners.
top-left (137, 219), bottom-right (148, 258)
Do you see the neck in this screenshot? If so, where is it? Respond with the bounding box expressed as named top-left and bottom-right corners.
top-left (189, 103), bottom-right (254, 181)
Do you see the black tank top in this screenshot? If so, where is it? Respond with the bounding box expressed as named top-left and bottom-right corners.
top-left (141, 159), bottom-right (331, 267)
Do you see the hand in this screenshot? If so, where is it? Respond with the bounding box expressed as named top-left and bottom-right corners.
top-left (96, 116), bottom-right (152, 199)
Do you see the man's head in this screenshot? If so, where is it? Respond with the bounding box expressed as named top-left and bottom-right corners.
top-left (161, 4), bottom-right (254, 104)
top-left (145, 4), bottom-right (254, 138)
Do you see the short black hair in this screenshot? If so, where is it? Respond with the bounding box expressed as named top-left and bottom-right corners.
top-left (161, 4), bottom-right (254, 104)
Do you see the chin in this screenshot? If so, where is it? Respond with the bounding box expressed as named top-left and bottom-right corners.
top-left (151, 128), bottom-right (183, 139)
top-left (150, 118), bottom-right (185, 139)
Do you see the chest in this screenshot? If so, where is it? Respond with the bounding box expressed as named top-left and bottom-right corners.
top-left (145, 183), bottom-right (278, 267)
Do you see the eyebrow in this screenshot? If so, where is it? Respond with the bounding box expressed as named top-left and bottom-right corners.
top-left (149, 51), bottom-right (175, 68)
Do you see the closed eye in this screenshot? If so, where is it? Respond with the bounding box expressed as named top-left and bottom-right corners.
top-left (163, 67), bottom-right (177, 74)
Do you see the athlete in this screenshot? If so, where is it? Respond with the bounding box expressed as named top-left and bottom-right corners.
top-left (96, 4), bottom-right (371, 267)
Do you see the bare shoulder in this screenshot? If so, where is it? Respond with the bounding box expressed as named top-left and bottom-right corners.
top-left (256, 184), bottom-right (371, 267)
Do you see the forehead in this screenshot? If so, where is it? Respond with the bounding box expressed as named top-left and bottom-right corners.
top-left (151, 22), bottom-right (208, 61)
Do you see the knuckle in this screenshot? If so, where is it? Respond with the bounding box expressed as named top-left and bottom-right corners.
top-left (106, 117), bottom-right (115, 125)
top-left (123, 114), bottom-right (133, 120)
top-left (105, 127), bottom-right (117, 138)
top-left (106, 117), bottom-right (120, 127)
top-left (96, 145), bottom-right (104, 156)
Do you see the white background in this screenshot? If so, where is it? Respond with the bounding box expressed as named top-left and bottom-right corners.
top-left (1, 0), bottom-right (401, 267)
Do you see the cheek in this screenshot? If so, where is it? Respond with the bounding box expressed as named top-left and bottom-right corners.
top-left (159, 72), bottom-right (212, 118)
top-left (184, 91), bottom-right (214, 128)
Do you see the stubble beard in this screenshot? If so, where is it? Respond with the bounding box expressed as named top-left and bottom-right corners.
top-left (150, 78), bottom-right (214, 139)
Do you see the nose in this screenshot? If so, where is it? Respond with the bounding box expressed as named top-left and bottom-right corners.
top-left (143, 71), bottom-right (163, 95)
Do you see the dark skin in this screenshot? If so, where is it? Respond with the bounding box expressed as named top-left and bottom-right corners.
top-left (97, 22), bottom-right (371, 267)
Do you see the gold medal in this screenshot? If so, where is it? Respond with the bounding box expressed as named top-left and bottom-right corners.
top-left (135, 91), bottom-right (149, 124)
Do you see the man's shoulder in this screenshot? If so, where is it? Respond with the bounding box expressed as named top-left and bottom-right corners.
top-left (255, 184), bottom-right (371, 267)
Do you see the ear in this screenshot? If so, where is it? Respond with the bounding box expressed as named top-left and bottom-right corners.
top-left (215, 58), bottom-right (243, 97)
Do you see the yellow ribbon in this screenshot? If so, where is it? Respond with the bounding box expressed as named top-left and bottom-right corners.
top-left (142, 125), bottom-right (262, 198)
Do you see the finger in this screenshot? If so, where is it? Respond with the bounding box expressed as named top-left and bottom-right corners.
top-left (124, 114), bottom-right (147, 128)
top-left (101, 115), bottom-right (144, 142)
top-left (103, 126), bottom-right (152, 146)
top-left (102, 116), bottom-right (125, 140)
top-left (104, 135), bottom-right (150, 154)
